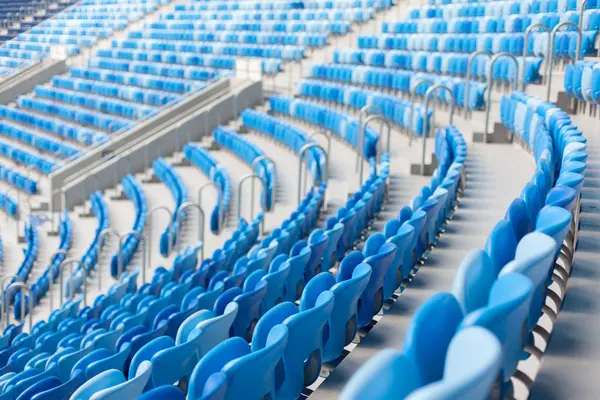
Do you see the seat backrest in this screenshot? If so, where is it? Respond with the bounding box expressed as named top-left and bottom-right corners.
top-left (484, 220), bottom-right (517, 275)
top-left (504, 198), bottom-right (531, 241)
top-left (403, 292), bottom-right (464, 386)
top-left (499, 231), bottom-right (556, 331)
top-left (340, 349), bottom-right (420, 400)
top-left (452, 249), bottom-right (497, 315)
top-left (460, 273), bottom-right (533, 381)
top-left (90, 361), bottom-right (152, 400)
top-left (405, 327), bottom-right (502, 400)
top-left (535, 205), bottom-right (572, 257)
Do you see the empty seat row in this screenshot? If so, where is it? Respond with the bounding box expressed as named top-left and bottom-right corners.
top-left (28, 27), bottom-right (113, 37)
top-left (410, 0), bottom-right (588, 19)
top-left (159, 9), bottom-right (374, 23)
top-left (174, 0), bottom-right (391, 12)
top-left (564, 60), bottom-right (600, 104)
top-left (298, 79), bottom-right (431, 135)
top-left (240, 109), bottom-right (326, 182)
top-left (0, 104), bottom-right (108, 146)
top-left (110, 39), bottom-right (306, 61)
top-left (342, 91), bottom-right (584, 399)
top-left (144, 20), bottom-right (351, 34)
top-left (88, 56), bottom-right (225, 82)
top-left (153, 158), bottom-right (189, 257)
top-left (269, 95), bottom-right (381, 157)
top-left (15, 33), bottom-right (97, 46)
top-left (96, 49), bottom-right (236, 71)
top-left (357, 31), bottom-right (598, 59)
top-left (0, 163), bottom-right (37, 194)
top-left (308, 63), bottom-right (487, 109)
top-left (34, 85), bottom-right (158, 120)
top-left (385, 10), bottom-right (600, 33)
top-left (0, 138), bottom-right (56, 174)
top-left (17, 95), bottom-right (133, 132)
top-left (51, 75), bottom-right (181, 107)
top-left (213, 126), bottom-right (275, 211)
top-left (183, 143), bottom-right (231, 234)
top-left (333, 49), bottom-right (543, 84)
top-left (0, 120), bottom-right (81, 159)
top-left (14, 218), bottom-right (39, 285)
top-left (128, 29), bottom-right (328, 47)
top-left (69, 67), bottom-right (198, 95)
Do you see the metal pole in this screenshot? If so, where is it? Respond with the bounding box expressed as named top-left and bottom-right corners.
top-left (238, 173), bottom-right (267, 234)
top-left (47, 249), bottom-right (67, 313)
top-left (547, 22), bottom-right (582, 102)
top-left (357, 105), bottom-right (382, 171)
top-left (96, 228), bottom-right (122, 291)
top-left (5, 282), bottom-right (32, 332)
top-left (484, 53), bottom-right (520, 139)
top-left (198, 181), bottom-right (224, 234)
top-left (360, 115), bottom-right (391, 186)
top-left (579, 0), bottom-right (588, 33)
top-left (175, 202), bottom-right (206, 259)
top-left (308, 130), bottom-right (332, 210)
top-left (1, 275), bottom-right (22, 330)
top-left (421, 84), bottom-right (456, 175)
top-left (146, 206), bottom-right (173, 283)
top-left (252, 155), bottom-right (276, 212)
top-left (298, 143), bottom-right (328, 203)
top-left (465, 51), bottom-right (491, 113)
top-left (522, 24), bottom-right (550, 92)
top-left (409, 78), bottom-right (435, 146)
top-left (120, 231), bottom-right (145, 281)
top-left (58, 259), bottom-right (83, 307)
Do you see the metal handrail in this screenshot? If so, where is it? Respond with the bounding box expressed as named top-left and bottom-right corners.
top-left (198, 181), bottom-right (224, 234)
top-left (175, 202), bottom-right (205, 260)
top-left (238, 173), bottom-right (267, 234)
top-left (483, 53), bottom-right (519, 139)
top-left (522, 24), bottom-right (550, 92)
top-left (547, 22), bottom-right (582, 102)
top-left (420, 84), bottom-right (456, 175)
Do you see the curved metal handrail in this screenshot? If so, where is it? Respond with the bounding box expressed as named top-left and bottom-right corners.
top-left (360, 115), bottom-right (391, 186)
top-left (252, 155), bottom-right (276, 213)
top-left (465, 51), bottom-right (491, 113)
top-left (4, 282), bottom-right (32, 332)
top-left (198, 181), bottom-right (224, 235)
top-left (58, 258), bottom-right (84, 307)
top-left (95, 228), bottom-right (122, 291)
top-left (175, 201), bottom-right (206, 260)
top-left (147, 206), bottom-right (174, 274)
top-left (298, 143), bottom-right (328, 204)
top-left (238, 173), bottom-right (267, 235)
top-left (483, 53), bottom-right (520, 139)
top-left (47, 249), bottom-right (68, 312)
top-left (357, 105), bottom-right (382, 170)
top-left (547, 22), bottom-right (582, 101)
top-left (120, 230), bottom-right (146, 282)
top-left (409, 78), bottom-right (436, 145)
top-left (522, 24), bottom-right (550, 92)
top-left (420, 84), bottom-right (456, 175)
top-left (0, 275), bottom-right (22, 330)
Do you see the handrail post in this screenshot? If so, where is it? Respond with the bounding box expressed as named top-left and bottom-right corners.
top-left (4, 282), bottom-right (32, 332)
top-left (199, 181), bottom-right (224, 234)
top-left (96, 228), bottom-right (122, 291)
top-left (522, 24), bottom-right (550, 92)
top-left (238, 174), bottom-right (267, 235)
top-left (58, 258), bottom-right (84, 307)
top-left (146, 206), bottom-right (173, 281)
top-left (47, 249), bottom-right (68, 313)
top-left (484, 53), bottom-right (520, 139)
top-left (547, 22), bottom-right (582, 102)
top-left (421, 84), bottom-right (456, 175)
top-left (1, 275), bottom-right (22, 330)
top-left (175, 202), bottom-right (205, 260)
top-left (308, 130), bottom-right (332, 211)
top-left (409, 78), bottom-right (436, 146)
top-left (120, 231), bottom-right (146, 282)
top-left (252, 155), bottom-right (276, 213)
top-left (357, 105), bottom-right (382, 170)
top-left (360, 115), bottom-right (391, 186)
top-left (298, 143), bottom-right (328, 204)
top-left (465, 51), bottom-right (491, 113)
top-left (579, 0), bottom-right (588, 33)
